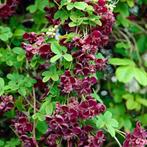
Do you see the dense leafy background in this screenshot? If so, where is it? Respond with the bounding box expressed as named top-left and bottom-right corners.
top-left (0, 0), bottom-right (147, 146)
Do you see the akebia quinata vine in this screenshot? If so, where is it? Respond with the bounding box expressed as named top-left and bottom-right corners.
top-left (0, 0), bottom-right (147, 147)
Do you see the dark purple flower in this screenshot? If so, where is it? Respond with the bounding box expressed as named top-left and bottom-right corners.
top-left (12, 114), bottom-right (33, 135)
top-left (20, 135), bottom-right (37, 147)
top-left (0, 0), bottom-right (19, 19)
top-left (0, 95), bottom-right (14, 115)
top-left (60, 70), bottom-right (76, 93)
top-left (123, 122), bottom-right (147, 147)
top-left (75, 77), bottom-right (97, 95)
top-left (95, 58), bottom-right (107, 70)
top-left (88, 130), bottom-right (105, 147)
top-left (43, 97), bottom-right (105, 146)
top-left (79, 98), bottom-right (105, 119)
top-left (22, 32), bottom-right (53, 60)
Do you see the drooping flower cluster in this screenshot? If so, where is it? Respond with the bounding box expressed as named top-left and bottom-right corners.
top-left (22, 32), bottom-right (53, 60)
top-left (41, 98), bottom-right (105, 147)
top-left (60, 70), bottom-right (97, 95)
top-left (12, 113), bottom-right (37, 147)
top-left (0, 95), bottom-right (14, 115)
top-left (123, 122), bottom-right (147, 147)
top-left (54, 0), bottom-right (114, 95)
top-left (0, 0), bottom-right (19, 19)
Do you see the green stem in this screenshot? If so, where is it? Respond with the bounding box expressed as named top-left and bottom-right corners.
top-left (32, 87), bottom-right (39, 147)
top-left (114, 136), bottom-right (122, 147)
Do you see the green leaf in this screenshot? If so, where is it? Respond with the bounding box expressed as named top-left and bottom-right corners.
top-left (0, 26), bottom-right (13, 42)
top-left (109, 58), bottom-right (135, 66)
top-left (50, 73), bottom-right (59, 81)
top-left (45, 103), bottom-right (54, 115)
top-left (27, 5), bottom-right (37, 13)
top-left (42, 71), bottom-right (51, 82)
top-left (50, 54), bottom-right (62, 63)
top-left (51, 42), bottom-right (62, 55)
top-left (5, 138), bottom-right (20, 147)
top-left (114, 2), bottom-right (129, 17)
top-left (134, 68), bottom-right (147, 86)
top-left (40, 100), bottom-right (54, 115)
top-left (116, 66), bottom-right (134, 83)
top-left (91, 89), bottom-right (103, 103)
top-left (13, 29), bottom-right (25, 37)
top-left (32, 113), bottom-right (45, 121)
top-left (36, 120), bottom-right (48, 134)
top-left (18, 87), bottom-right (26, 96)
top-left (12, 47), bottom-right (25, 55)
top-left (104, 111), bottom-right (112, 121)
top-left (96, 111), bottom-right (118, 137)
top-left (107, 125), bottom-right (116, 137)
top-left (0, 140), bottom-right (4, 147)
top-left (63, 53), bottom-right (73, 62)
top-left (74, 2), bottom-right (88, 10)
top-left (54, 9), bottom-right (69, 23)
top-left (69, 22), bottom-right (77, 27)
top-left (127, 0), bottom-right (135, 7)
top-left (0, 78), bottom-right (4, 96)
top-left (137, 114), bottom-right (147, 126)
top-left (116, 42), bottom-right (130, 49)
top-left (66, 3), bottom-right (74, 10)
top-left (136, 96), bottom-right (147, 107)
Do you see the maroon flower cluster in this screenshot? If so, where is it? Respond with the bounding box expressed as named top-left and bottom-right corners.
top-left (56, 0), bottom-right (114, 95)
top-left (123, 122), bottom-right (147, 147)
top-left (60, 70), bottom-right (97, 95)
top-left (0, 95), bottom-right (14, 115)
top-left (22, 32), bottom-right (53, 60)
top-left (12, 113), bottom-right (37, 147)
top-left (0, 0), bottom-right (19, 19)
top-left (42, 98), bottom-right (105, 147)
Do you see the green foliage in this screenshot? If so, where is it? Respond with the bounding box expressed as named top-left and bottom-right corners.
top-left (27, 0), bottom-right (49, 13)
top-left (5, 73), bottom-right (36, 96)
top-left (109, 58), bottom-right (147, 86)
top-left (0, 78), bottom-right (5, 96)
top-left (42, 65), bottom-right (63, 82)
top-left (50, 41), bottom-right (73, 63)
top-left (96, 111), bottom-right (119, 137)
top-left (0, 26), bottom-right (13, 42)
top-left (0, 0), bottom-right (147, 146)
top-left (0, 138), bottom-right (20, 147)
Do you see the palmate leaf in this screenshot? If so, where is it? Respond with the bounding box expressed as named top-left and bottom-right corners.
top-left (116, 66), bottom-right (147, 86)
top-left (96, 111), bottom-right (119, 137)
top-left (0, 26), bottom-right (13, 42)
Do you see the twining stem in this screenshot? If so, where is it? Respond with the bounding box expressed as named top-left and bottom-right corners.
top-left (32, 87), bottom-right (39, 147)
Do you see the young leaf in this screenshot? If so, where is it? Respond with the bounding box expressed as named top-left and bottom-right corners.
top-left (0, 26), bottom-right (13, 42)
top-left (63, 53), bottom-right (73, 62)
top-left (74, 2), bottom-right (88, 10)
top-left (109, 58), bottom-right (135, 66)
top-left (66, 3), bottom-right (74, 10)
top-left (50, 54), bottom-right (62, 63)
top-left (51, 42), bottom-right (62, 55)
